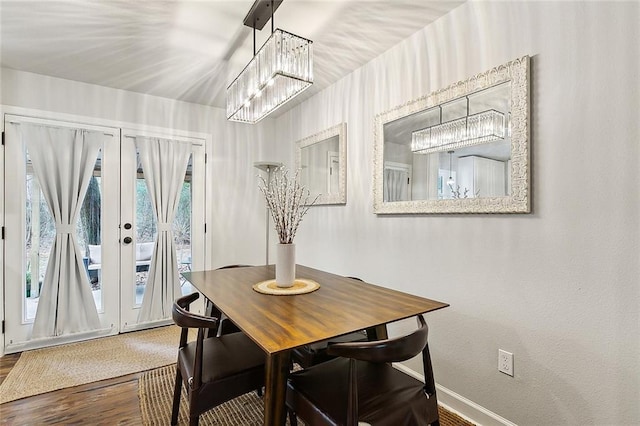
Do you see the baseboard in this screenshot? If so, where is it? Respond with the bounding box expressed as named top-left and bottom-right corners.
top-left (4, 327), bottom-right (115, 354)
top-left (393, 363), bottom-right (517, 426)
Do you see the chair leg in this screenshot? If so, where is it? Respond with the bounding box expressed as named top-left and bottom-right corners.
top-left (189, 414), bottom-right (199, 426)
top-left (171, 368), bottom-right (183, 425)
top-left (288, 410), bottom-right (298, 426)
top-left (204, 299), bottom-right (216, 338)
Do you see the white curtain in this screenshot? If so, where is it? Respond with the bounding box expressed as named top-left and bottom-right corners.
top-left (410, 154), bottom-right (439, 200)
top-left (426, 154), bottom-right (440, 200)
top-left (384, 168), bottom-right (408, 202)
top-left (136, 137), bottom-right (191, 322)
top-left (22, 124), bottom-right (102, 338)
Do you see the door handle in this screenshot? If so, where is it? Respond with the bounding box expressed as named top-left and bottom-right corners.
top-left (123, 236), bottom-right (133, 245)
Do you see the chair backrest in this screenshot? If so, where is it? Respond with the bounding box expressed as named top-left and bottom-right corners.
top-left (326, 315), bottom-right (431, 425)
top-left (326, 314), bottom-right (428, 363)
top-left (172, 292), bottom-right (219, 330)
top-left (173, 292), bottom-right (220, 348)
top-left (217, 264), bottom-right (253, 270)
top-left (173, 292), bottom-right (224, 390)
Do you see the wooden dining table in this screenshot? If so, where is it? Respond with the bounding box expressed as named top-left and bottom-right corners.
top-left (182, 264), bottom-right (449, 426)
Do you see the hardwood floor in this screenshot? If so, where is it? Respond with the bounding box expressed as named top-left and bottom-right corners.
top-left (0, 352), bottom-right (145, 425)
top-left (2, 351), bottom-right (473, 426)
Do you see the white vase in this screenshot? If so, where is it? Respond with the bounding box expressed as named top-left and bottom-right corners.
top-left (275, 243), bottom-right (296, 288)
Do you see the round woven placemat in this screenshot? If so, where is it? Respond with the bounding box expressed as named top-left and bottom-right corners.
top-left (252, 278), bottom-right (320, 295)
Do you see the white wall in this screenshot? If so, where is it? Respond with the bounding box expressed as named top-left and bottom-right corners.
top-left (276, 1), bottom-right (639, 425)
top-left (0, 67), bottom-right (281, 271)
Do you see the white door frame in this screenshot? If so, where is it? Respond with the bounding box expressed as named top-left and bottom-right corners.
top-left (0, 110), bottom-right (5, 357)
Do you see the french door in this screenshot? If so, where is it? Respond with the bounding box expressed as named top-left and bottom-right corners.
top-left (3, 115), bottom-right (205, 352)
top-left (119, 129), bottom-right (205, 332)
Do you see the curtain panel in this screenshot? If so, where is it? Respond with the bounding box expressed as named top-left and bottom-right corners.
top-left (136, 137), bottom-right (191, 322)
top-left (21, 124), bottom-right (102, 338)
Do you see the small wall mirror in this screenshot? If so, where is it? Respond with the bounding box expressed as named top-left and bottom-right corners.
top-left (373, 56), bottom-right (530, 214)
top-left (296, 123), bottom-right (347, 205)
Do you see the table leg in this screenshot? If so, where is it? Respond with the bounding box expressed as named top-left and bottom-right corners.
top-left (366, 324), bottom-right (388, 340)
top-left (264, 350), bottom-right (291, 426)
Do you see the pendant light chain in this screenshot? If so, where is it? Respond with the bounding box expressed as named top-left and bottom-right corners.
top-left (271, 1), bottom-right (275, 33)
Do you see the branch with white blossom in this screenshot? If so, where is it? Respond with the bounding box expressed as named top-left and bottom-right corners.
top-left (258, 168), bottom-right (319, 244)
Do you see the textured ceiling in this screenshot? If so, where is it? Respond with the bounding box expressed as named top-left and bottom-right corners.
top-left (0, 0), bottom-right (465, 115)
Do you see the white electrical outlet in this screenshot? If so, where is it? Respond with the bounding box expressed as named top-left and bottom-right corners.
top-left (498, 349), bottom-right (514, 376)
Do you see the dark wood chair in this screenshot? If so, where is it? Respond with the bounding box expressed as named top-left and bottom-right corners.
top-left (286, 314), bottom-right (439, 426)
top-left (203, 265), bottom-right (253, 336)
top-left (291, 330), bottom-right (369, 368)
top-left (291, 276), bottom-right (385, 368)
top-left (171, 292), bottom-right (266, 426)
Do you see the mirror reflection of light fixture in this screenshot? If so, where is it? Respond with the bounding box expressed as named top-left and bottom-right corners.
top-left (227, 0), bottom-right (313, 124)
top-left (411, 96), bottom-right (506, 154)
top-left (446, 150), bottom-right (455, 187)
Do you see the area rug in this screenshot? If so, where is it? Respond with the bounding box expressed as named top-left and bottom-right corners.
top-left (139, 364), bottom-right (475, 426)
top-left (140, 364), bottom-right (268, 425)
top-left (0, 325), bottom-right (185, 404)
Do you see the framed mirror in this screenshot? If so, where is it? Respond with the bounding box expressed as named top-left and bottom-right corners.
top-left (373, 56), bottom-right (530, 214)
top-left (296, 122), bottom-right (347, 205)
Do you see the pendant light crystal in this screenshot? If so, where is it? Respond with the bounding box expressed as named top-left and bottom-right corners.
top-left (227, 29), bottom-right (313, 124)
top-left (411, 109), bottom-right (505, 154)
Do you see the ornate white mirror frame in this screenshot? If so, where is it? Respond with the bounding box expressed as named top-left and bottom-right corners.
top-left (373, 55), bottom-right (530, 214)
top-left (295, 122), bottom-right (347, 205)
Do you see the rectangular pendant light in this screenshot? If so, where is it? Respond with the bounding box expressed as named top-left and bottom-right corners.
top-left (411, 109), bottom-right (505, 154)
top-left (227, 29), bottom-right (313, 124)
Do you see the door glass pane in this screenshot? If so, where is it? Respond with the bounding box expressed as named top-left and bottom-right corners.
top-left (24, 162), bottom-right (52, 321)
top-left (24, 149), bottom-right (103, 321)
top-left (177, 155), bottom-right (193, 295)
top-left (78, 157), bottom-right (103, 313)
top-left (135, 161), bottom-right (155, 307)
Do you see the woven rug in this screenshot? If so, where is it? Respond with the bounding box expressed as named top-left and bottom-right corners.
top-left (139, 364), bottom-right (475, 426)
top-left (0, 325), bottom-right (185, 404)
